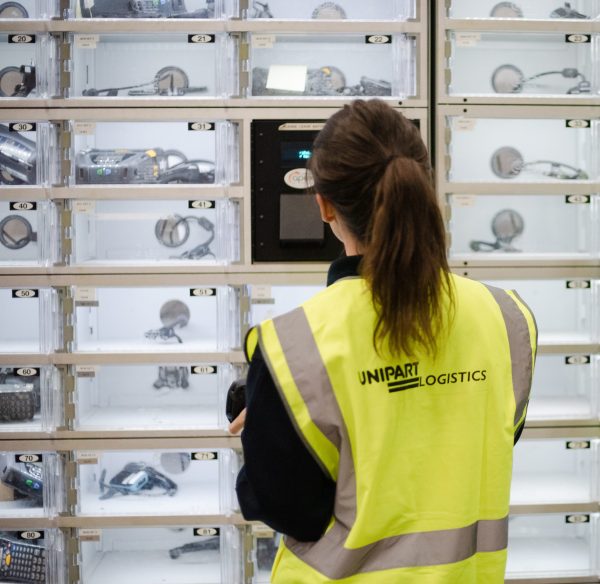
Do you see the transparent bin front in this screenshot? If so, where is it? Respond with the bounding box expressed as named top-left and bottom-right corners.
top-left (0, 287), bottom-right (57, 354)
top-left (527, 354), bottom-right (597, 422)
top-left (71, 199), bottom-right (239, 266)
top-left (246, 0), bottom-right (415, 20)
top-left (70, 0), bottom-right (224, 18)
top-left (506, 513), bottom-right (597, 579)
top-left (0, 200), bottom-right (57, 266)
top-left (448, 0), bottom-right (600, 19)
top-left (0, 33), bottom-right (57, 98)
top-left (75, 449), bottom-right (237, 516)
top-left (448, 194), bottom-right (599, 261)
top-left (446, 32), bottom-right (598, 98)
top-left (249, 33), bottom-right (415, 99)
top-left (0, 122), bottom-right (58, 187)
top-left (483, 279), bottom-right (598, 345)
top-left (251, 530), bottom-right (279, 583)
top-left (0, 366), bottom-right (57, 433)
top-left (71, 285), bottom-right (239, 353)
top-left (249, 285), bottom-right (322, 325)
top-left (0, 528), bottom-right (65, 584)
top-left (446, 117), bottom-right (598, 183)
top-left (78, 525), bottom-right (242, 584)
top-left (69, 33), bottom-right (237, 99)
top-left (511, 438), bottom-right (597, 504)
top-left (69, 120), bottom-right (238, 187)
top-left (73, 363), bottom-right (237, 431)
top-left (0, 452), bottom-right (61, 519)
top-left (0, 0), bottom-right (55, 18)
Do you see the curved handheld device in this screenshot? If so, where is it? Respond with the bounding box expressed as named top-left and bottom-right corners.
top-left (469, 209), bottom-right (525, 252)
top-left (491, 146), bottom-right (588, 180)
top-left (492, 64), bottom-right (590, 95)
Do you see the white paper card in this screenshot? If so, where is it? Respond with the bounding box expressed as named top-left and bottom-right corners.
top-left (266, 65), bottom-right (307, 92)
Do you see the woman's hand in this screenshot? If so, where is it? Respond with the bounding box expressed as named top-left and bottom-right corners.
top-left (228, 408), bottom-right (247, 434)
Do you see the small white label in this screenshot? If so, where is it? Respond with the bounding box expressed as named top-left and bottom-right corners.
top-left (251, 285), bottom-right (272, 301)
top-left (453, 195), bottom-right (476, 208)
top-left (75, 34), bottom-right (99, 49)
top-left (267, 65), bottom-right (307, 92)
top-left (76, 365), bottom-right (98, 378)
top-left (74, 122), bottom-right (96, 136)
top-left (192, 451), bottom-right (218, 461)
top-left (73, 200), bottom-right (96, 214)
top-left (453, 118), bottom-right (477, 132)
top-left (455, 33), bottom-right (481, 47)
top-left (252, 34), bottom-right (275, 49)
top-left (77, 452), bottom-right (99, 464)
top-left (79, 529), bottom-right (101, 542)
top-left (75, 287), bottom-right (97, 302)
top-left (284, 168), bottom-right (315, 190)
top-left (252, 525), bottom-right (275, 538)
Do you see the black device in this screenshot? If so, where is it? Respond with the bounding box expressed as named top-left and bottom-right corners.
top-left (225, 378), bottom-right (246, 423)
top-left (75, 148), bottom-right (214, 185)
top-left (168, 536), bottom-right (219, 559)
top-left (0, 534), bottom-right (46, 583)
top-left (79, 0), bottom-right (214, 17)
top-left (1, 463), bottom-right (43, 504)
top-left (99, 462), bottom-right (178, 499)
top-left (0, 66), bottom-right (36, 98)
top-left (0, 124), bottom-right (37, 186)
top-left (0, 368), bottom-right (39, 422)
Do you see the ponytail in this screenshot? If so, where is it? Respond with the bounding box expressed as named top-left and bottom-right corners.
top-left (310, 99), bottom-right (453, 357)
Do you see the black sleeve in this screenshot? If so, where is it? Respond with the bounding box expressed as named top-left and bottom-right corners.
top-left (236, 346), bottom-right (336, 542)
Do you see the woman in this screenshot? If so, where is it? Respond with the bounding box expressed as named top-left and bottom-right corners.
top-left (232, 99), bottom-right (537, 583)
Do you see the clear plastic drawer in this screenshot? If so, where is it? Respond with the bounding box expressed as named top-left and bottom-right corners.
top-left (246, 0), bottom-right (415, 20)
top-left (251, 528), bottom-right (279, 584)
top-left (74, 448), bottom-right (238, 516)
top-left (446, 116), bottom-right (598, 183)
top-left (71, 285), bottom-right (240, 353)
top-left (506, 513), bottom-right (597, 580)
top-left (248, 33), bottom-right (415, 99)
top-left (78, 525), bottom-right (242, 584)
top-left (0, 200), bottom-right (57, 266)
top-left (0, 122), bottom-right (58, 187)
top-left (483, 279), bottom-right (599, 345)
top-left (70, 199), bottom-right (239, 266)
top-left (249, 285), bottom-right (322, 325)
top-left (527, 354), bottom-right (597, 422)
top-left (0, 0), bottom-right (56, 18)
top-left (511, 438), bottom-right (597, 504)
top-left (0, 529), bottom-right (65, 584)
top-left (0, 366), bottom-right (57, 433)
top-left (69, 120), bottom-right (238, 187)
top-left (447, 0), bottom-right (600, 19)
top-left (73, 363), bottom-right (237, 431)
top-left (0, 287), bottom-right (57, 354)
top-left (446, 32), bottom-right (598, 98)
top-left (70, 0), bottom-right (226, 18)
top-left (68, 33), bottom-right (237, 99)
top-left (0, 452), bottom-right (62, 518)
top-left (448, 194), bottom-right (599, 261)
top-left (0, 33), bottom-right (57, 98)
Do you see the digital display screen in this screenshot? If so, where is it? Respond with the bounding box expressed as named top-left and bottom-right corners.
top-left (281, 142), bottom-right (313, 164)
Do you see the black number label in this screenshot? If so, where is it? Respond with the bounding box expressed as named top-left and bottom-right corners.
top-left (9, 34), bottom-right (35, 44)
top-left (366, 35), bottom-right (391, 44)
top-left (12, 289), bottom-right (39, 298)
top-left (10, 202), bottom-right (37, 211)
top-left (188, 34), bottom-right (215, 44)
top-left (9, 123), bottom-right (36, 132)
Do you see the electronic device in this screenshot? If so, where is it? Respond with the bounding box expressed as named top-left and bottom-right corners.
top-left (145, 300), bottom-right (190, 344)
top-left (169, 536), bottom-right (219, 559)
top-left (225, 378), bottom-right (246, 423)
top-left (491, 146), bottom-right (588, 180)
top-left (0, 534), bottom-right (46, 583)
top-left (82, 66), bottom-right (207, 97)
top-left (0, 463), bottom-right (43, 503)
top-left (0, 367), bottom-right (38, 422)
top-left (155, 215), bottom-right (215, 260)
top-left (492, 64), bottom-right (590, 95)
top-left (0, 1), bottom-right (28, 17)
top-left (0, 215), bottom-right (37, 251)
top-left (0, 66), bottom-right (36, 98)
top-left (469, 209), bottom-right (524, 253)
top-left (490, 2), bottom-right (589, 18)
top-left (153, 366), bottom-right (190, 390)
top-left (0, 124), bottom-right (37, 186)
top-left (79, 0), bottom-right (214, 18)
top-left (99, 462), bottom-right (178, 499)
top-left (75, 148), bottom-right (214, 185)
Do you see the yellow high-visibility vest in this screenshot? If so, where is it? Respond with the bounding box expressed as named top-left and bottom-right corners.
top-left (246, 273), bottom-right (537, 583)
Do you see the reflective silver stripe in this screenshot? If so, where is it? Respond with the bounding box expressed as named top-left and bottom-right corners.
top-left (286, 517), bottom-right (508, 579)
top-left (484, 285), bottom-right (535, 425)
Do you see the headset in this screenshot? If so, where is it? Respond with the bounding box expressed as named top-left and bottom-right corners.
top-left (490, 2), bottom-right (589, 18)
top-left (469, 209), bottom-right (524, 253)
top-left (491, 146), bottom-right (588, 180)
top-left (0, 215), bottom-right (37, 250)
top-left (82, 66), bottom-right (207, 97)
top-left (0, 65), bottom-right (36, 98)
top-left (0, 1), bottom-right (28, 17)
top-left (79, 0), bottom-right (214, 18)
top-left (492, 64), bottom-right (590, 95)
top-left (154, 214), bottom-right (215, 260)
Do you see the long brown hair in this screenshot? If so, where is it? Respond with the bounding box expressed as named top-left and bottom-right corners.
top-left (309, 100), bottom-right (453, 357)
